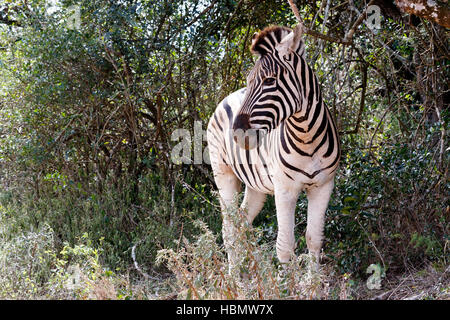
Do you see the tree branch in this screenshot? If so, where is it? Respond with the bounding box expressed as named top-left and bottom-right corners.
top-left (287, 0), bottom-right (377, 45)
top-left (341, 63), bottom-right (368, 135)
top-left (395, 0), bottom-right (450, 28)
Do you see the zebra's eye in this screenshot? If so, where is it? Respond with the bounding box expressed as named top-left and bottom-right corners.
top-left (263, 77), bottom-right (276, 85)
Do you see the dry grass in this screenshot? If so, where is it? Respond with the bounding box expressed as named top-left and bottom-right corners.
top-left (154, 206), bottom-right (449, 301)
top-left (1, 203), bottom-right (447, 300)
top-left (363, 264), bottom-right (450, 300)
top-left (155, 211), bottom-right (354, 300)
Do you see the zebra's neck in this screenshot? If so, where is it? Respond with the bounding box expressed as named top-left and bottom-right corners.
top-left (279, 54), bottom-right (329, 152)
top-left (281, 93), bottom-right (328, 155)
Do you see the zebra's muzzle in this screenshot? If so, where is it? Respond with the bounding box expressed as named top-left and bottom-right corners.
top-left (232, 114), bottom-right (263, 150)
top-left (232, 114), bottom-right (251, 131)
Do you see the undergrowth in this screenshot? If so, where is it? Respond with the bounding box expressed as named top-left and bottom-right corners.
top-left (156, 207), bottom-right (353, 300)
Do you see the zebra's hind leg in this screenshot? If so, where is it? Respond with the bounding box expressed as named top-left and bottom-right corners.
top-left (305, 180), bottom-right (334, 269)
top-left (240, 186), bottom-right (266, 224)
top-left (212, 163), bottom-right (242, 276)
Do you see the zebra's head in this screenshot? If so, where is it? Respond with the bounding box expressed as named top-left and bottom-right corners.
top-left (233, 25), bottom-right (306, 149)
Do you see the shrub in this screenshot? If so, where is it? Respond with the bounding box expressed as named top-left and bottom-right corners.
top-left (156, 205), bottom-right (352, 300)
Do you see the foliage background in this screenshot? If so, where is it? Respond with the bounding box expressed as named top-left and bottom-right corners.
top-left (0, 0), bottom-right (448, 299)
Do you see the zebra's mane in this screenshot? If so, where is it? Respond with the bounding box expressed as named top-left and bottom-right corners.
top-left (250, 26), bottom-right (292, 56)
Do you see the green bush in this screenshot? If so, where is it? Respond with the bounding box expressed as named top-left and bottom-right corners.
top-left (324, 125), bottom-right (448, 274)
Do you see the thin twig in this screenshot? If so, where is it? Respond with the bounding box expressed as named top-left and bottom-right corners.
top-left (131, 240), bottom-right (161, 281)
top-left (368, 98), bottom-right (400, 156)
top-left (434, 105), bottom-right (445, 170)
top-left (287, 0), bottom-right (304, 27)
top-left (224, 0), bottom-right (246, 34)
top-left (185, 0), bottom-right (218, 28)
top-left (341, 63), bottom-right (368, 135)
top-left (344, 0), bottom-right (376, 43)
top-left (287, 0), bottom-right (376, 45)
top-left (177, 175), bottom-right (220, 209)
top-left (356, 218), bottom-right (385, 271)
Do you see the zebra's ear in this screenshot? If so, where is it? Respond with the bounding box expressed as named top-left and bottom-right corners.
top-left (280, 24), bottom-right (305, 57)
top-left (251, 26), bottom-right (297, 56)
top-left (251, 32), bottom-right (259, 52)
top-left (291, 24), bottom-right (304, 52)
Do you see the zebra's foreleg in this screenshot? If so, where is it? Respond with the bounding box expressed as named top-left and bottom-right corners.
top-left (305, 180), bottom-right (334, 267)
top-left (274, 187), bottom-right (300, 264)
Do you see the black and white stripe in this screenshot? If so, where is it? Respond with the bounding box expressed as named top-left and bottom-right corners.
top-left (208, 26), bottom-right (339, 192)
top-left (207, 25), bottom-right (341, 269)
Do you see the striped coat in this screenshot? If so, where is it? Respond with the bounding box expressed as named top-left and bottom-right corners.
top-left (207, 25), bottom-right (340, 272)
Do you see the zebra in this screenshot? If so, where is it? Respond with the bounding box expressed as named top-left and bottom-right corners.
top-left (207, 25), bottom-right (340, 273)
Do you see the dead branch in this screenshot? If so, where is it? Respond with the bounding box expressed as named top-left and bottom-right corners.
top-left (395, 0), bottom-right (450, 28)
top-left (287, 0), bottom-right (377, 45)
